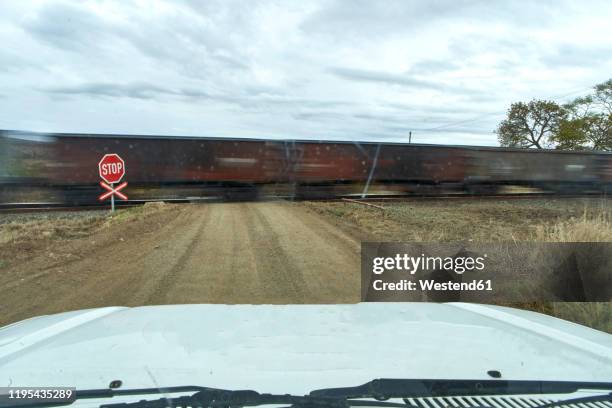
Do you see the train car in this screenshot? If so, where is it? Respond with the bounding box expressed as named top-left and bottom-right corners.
top-left (284, 141), bottom-right (608, 195)
top-left (284, 142), bottom-right (468, 196)
top-left (270, 141), bottom-right (376, 198)
top-left (47, 134), bottom-right (272, 184)
top-left (45, 134), bottom-right (276, 203)
top-left (0, 131), bottom-right (55, 183)
top-left (289, 141), bottom-right (372, 183)
top-left (599, 154), bottom-right (612, 192)
top-left (463, 147), bottom-right (606, 193)
top-left (2, 130), bottom-right (611, 204)
top-left (370, 144), bottom-right (467, 190)
top-left (0, 131), bottom-right (57, 202)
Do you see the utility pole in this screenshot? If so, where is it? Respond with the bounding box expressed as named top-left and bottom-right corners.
top-left (409, 131), bottom-right (412, 143)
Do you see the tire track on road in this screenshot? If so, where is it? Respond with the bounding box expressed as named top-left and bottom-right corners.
top-left (146, 205), bottom-right (211, 304)
top-left (253, 202), bottom-right (360, 302)
top-left (245, 202), bottom-right (308, 303)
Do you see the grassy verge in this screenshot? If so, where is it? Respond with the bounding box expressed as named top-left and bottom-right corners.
top-left (523, 210), bottom-right (611, 333)
top-left (305, 198), bottom-right (609, 241)
top-left (0, 213), bottom-right (105, 245)
top-left (101, 202), bottom-right (172, 227)
top-left (533, 210), bottom-right (612, 242)
top-left (306, 198), bottom-right (612, 333)
top-left (0, 202), bottom-right (173, 246)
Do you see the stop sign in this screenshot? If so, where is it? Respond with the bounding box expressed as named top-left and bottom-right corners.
top-left (98, 153), bottom-right (126, 184)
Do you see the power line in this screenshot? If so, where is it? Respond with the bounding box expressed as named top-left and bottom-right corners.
top-left (421, 112), bottom-right (501, 131)
top-left (418, 85), bottom-right (595, 133)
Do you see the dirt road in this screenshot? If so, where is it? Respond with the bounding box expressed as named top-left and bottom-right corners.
top-left (0, 202), bottom-right (360, 325)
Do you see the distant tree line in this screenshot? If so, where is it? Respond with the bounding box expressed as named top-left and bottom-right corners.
top-left (496, 79), bottom-right (612, 151)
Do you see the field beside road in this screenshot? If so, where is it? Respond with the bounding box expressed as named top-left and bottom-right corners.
top-left (305, 197), bottom-right (612, 242)
top-left (307, 197), bottom-right (612, 332)
top-left (0, 197), bottom-right (610, 331)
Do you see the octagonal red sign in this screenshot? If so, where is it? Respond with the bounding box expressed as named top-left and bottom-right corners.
top-left (98, 153), bottom-right (126, 184)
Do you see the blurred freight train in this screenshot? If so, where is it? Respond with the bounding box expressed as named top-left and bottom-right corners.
top-left (1, 130), bottom-right (611, 204)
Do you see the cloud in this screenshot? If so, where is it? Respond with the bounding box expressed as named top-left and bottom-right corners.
top-left (328, 67), bottom-right (483, 97)
top-left (0, 0), bottom-right (611, 145)
top-left (44, 81), bottom-right (350, 116)
top-left (45, 82), bottom-right (204, 100)
top-left (300, 0), bottom-right (563, 41)
top-left (329, 67), bottom-right (448, 91)
top-left (21, 2), bottom-right (112, 52)
top-left (540, 44), bottom-right (612, 68)
top-left (300, 0), bottom-right (478, 39)
top-left (408, 60), bottom-right (460, 75)
top-left (0, 49), bottom-right (32, 73)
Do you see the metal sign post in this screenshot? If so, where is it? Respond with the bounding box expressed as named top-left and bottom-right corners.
top-left (111, 182), bottom-right (115, 213)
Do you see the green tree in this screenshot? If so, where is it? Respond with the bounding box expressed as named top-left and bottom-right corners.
top-left (556, 80), bottom-right (612, 151)
top-left (497, 100), bottom-right (565, 149)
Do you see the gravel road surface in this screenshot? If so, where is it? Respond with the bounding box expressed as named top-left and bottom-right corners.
top-left (0, 202), bottom-right (360, 325)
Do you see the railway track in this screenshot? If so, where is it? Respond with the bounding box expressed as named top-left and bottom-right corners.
top-left (0, 202), bottom-right (140, 213)
top-left (0, 192), bottom-right (608, 213)
top-left (333, 191), bottom-right (609, 203)
top-left (0, 197), bottom-right (220, 213)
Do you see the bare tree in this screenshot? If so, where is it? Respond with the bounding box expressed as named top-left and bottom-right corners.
top-left (497, 100), bottom-right (565, 149)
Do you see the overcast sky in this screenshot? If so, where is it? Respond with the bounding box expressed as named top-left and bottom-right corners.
top-left (1, 0), bottom-right (611, 145)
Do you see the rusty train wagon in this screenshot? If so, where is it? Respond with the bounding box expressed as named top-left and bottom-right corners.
top-left (462, 146), bottom-right (607, 193)
top-left (46, 134), bottom-right (274, 203)
top-left (2, 130), bottom-right (611, 203)
top-left (369, 144), bottom-right (467, 191)
top-left (284, 141), bottom-right (610, 194)
top-left (283, 142), bottom-right (468, 196)
top-left (280, 141), bottom-right (377, 197)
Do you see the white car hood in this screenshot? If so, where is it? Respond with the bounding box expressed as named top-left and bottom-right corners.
top-left (0, 303), bottom-right (611, 394)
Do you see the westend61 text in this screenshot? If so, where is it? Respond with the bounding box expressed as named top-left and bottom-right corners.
top-left (372, 279), bottom-right (493, 291)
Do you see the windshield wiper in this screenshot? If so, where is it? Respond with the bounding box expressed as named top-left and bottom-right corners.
top-left (2, 386), bottom-right (416, 408)
top-left (6, 380), bottom-right (611, 408)
top-left (309, 379), bottom-right (612, 400)
top-left (95, 385), bottom-right (612, 408)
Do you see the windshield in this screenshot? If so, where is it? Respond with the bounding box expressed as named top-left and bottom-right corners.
top-left (0, 0), bottom-right (610, 405)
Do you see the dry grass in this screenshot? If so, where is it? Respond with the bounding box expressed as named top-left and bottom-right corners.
top-left (101, 201), bottom-right (172, 227)
top-left (0, 212), bottom-right (107, 272)
top-left (307, 198), bottom-right (612, 333)
top-left (306, 198), bottom-right (611, 242)
top-left (527, 211), bottom-right (612, 333)
top-left (0, 203), bottom-right (175, 272)
top-left (532, 210), bottom-right (612, 242)
top-left (0, 202), bottom-right (173, 246)
top-left (0, 215), bottom-right (105, 245)
top-left (0, 203), bottom-right (174, 270)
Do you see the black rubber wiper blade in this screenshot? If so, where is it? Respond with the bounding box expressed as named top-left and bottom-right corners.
top-left (1, 386), bottom-right (415, 408)
top-left (309, 379), bottom-right (612, 399)
top-left (99, 389), bottom-right (416, 408)
top-left (0, 386), bottom-right (211, 408)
